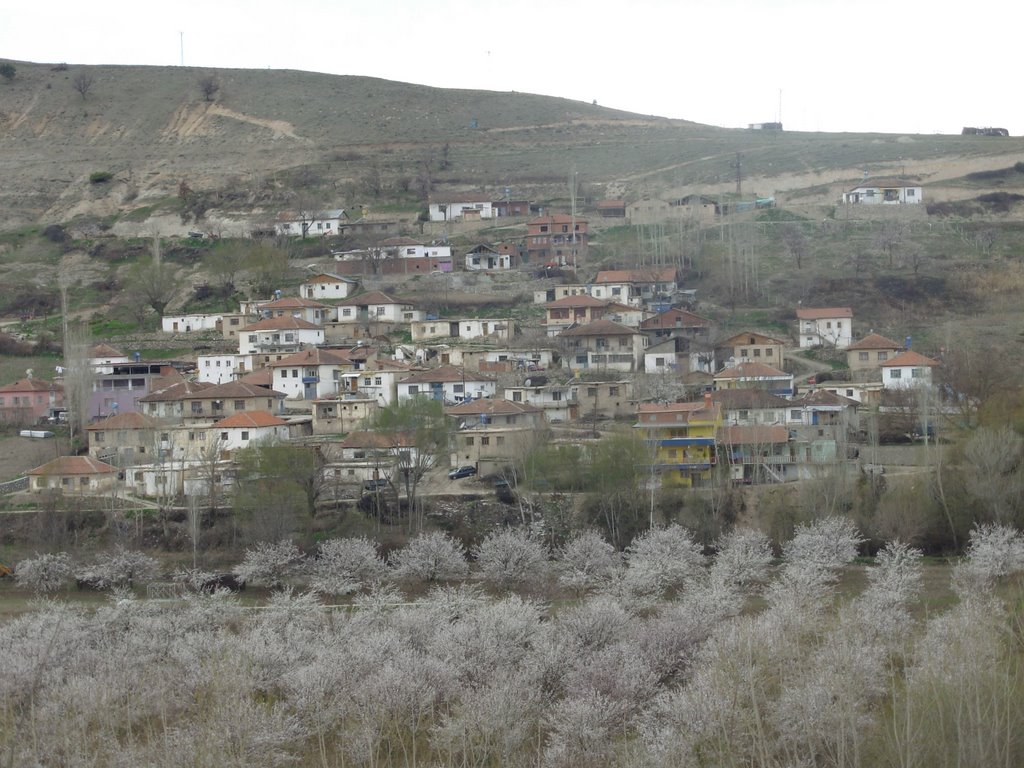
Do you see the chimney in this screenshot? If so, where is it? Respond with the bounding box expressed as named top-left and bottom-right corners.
top-left (704, 391), bottom-right (713, 409)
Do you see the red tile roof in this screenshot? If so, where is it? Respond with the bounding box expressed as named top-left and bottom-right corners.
top-left (847, 333), bottom-right (903, 351)
top-left (268, 348), bottom-right (354, 368)
top-left (337, 290), bottom-right (410, 306)
top-left (243, 316), bottom-right (322, 331)
top-left (544, 295), bottom-right (608, 309)
top-left (212, 412), bottom-right (289, 429)
top-left (558, 319), bottom-right (639, 337)
top-left (260, 297), bottom-right (329, 309)
top-left (594, 267), bottom-right (677, 284)
top-left (86, 412), bottom-right (160, 431)
top-left (28, 456), bottom-right (117, 476)
top-left (714, 362), bottom-right (790, 379)
top-left (880, 350), bottom-right (939, 367)
top-left (795, 307), bottom-right (853, 320)
top-left (445, 397), bottom-right (543, 416)
top-left (0, 377), bottom-right (62, 393)
top-left (400, 365), bottom-right (494, 384)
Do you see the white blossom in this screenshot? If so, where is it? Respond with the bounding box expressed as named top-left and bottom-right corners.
top-left (233, 539), bottom-right (304, 588)
top-left (309, 536), bottom-right (387, 596)
top-left (389, 531), bottom-right (469, 582)
top-left (15, 552), bottom-right (73, 594)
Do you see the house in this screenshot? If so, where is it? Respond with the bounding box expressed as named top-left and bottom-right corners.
top-left (842, 178), bottom-right (922, 205)
top-left (571, 380), bottom-right (635, 421)
top-left (717, 331), bottom-right (788, 369)
top-left (161, 313), bottom-right (221, 333)
top-left (796, 307), bottom-right (853, 349)
top-left (846, 333), bottom-right (904, 374)
top-left (534, 283), bottom-right (592, 304)
top-left (124, 459), bottom-right (235, 499)
top-left (445, 398), bottom-right (546, 470)
top-left (88, 362), bottom-right (181, 419)
top-left (335, 291), bottom-right (424, 324)
top-left (372, 237), bottom-right (453, 260)
top-left (596, 199), bottom-right (626, 218)
top-left (275, 208), bottom-right (347, 237)
top-left (196, 354), bottom-right (243, 384)
top-left (89, 343), bottom-right (131, 373)
top-left (268, 347), bottom-right (356, 400)
top-left (719, 425), bottom-right (792, 484)
top-left (492, 199), bottom-right (531, 217)
top-left (543, 295), bottom-right (609, 336)
top-left (326, 431), bottom-right (417, 486)
top-left (640, 308), bottom-right (713, 343)
top-left (212, 411), bottom-right (290, 452)
top-left (644, 338), bottom-right (690, 374)
top-left (504, 382), bottom-right (579, 422)
top-left (347, 368), bottom-right (401, 406)
top-left (27, 455), bottom-right (118, 494)
top-left (397, 365), bottom-right (496, 403)
top-left (481, 348), bottom-right (558, 372)
top-left (626, 198), bottom-right (670, 226)
top-left (713, 362), bottom-right (794, 397)
top-left (559, 319), bottom-right (648, 372)
top-left (300, 273), bottom-right (358, 301)
top-left (86, 412), bottom-right (161, 464)
top-left (880, 350), bottom-right (939, 390)
top-left (0, 375), bottom-right (64, 425)
top-left (592, 267), bottom-right (679, 308)
top-left (603, 302), bottom-right (649, 328)
top-left (428, 195), bottom-right (494, 222)
top-left (312, 396), bottom-right (380, 435)
top-left (526, 215), bottom-right (588, 265)
top-left (180, 381), bottom-right (287, 421)
top-left (634, 394), bottom-right (722, 488)
top-left (410, 318), bottom-right (515, 343)
top-left (257, 297), bottom-right (333, 325)
top-left (464, 244), bottom-right (513, 271)
top-left (787, 389), bottom-right (860, 435)
top-left (219, 313), bottom-right (250, 339)
top-left (711, 389), bottom-right (790, 427)
top-left (238, 316), bottom-right (325, 355)
top-left (137, 378), bottom-right (216, 420)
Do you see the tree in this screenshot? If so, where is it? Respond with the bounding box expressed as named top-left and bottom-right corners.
top-left (780, 223), bottom-right (808, 270)
top-left (72, 70), bottom-right (94, 100)
top-left (373, 398), bottom-right (449, 530)
top-left (474, 528), bottom-right (550, 591)
top-left (234, 539), bottom-right (305, 589)
top-left (0, 62), bottom-right (15, 82)
top-left (962, 426), bottom-right (1024, 525)
top-left (310, 537), bottom-right (387, 596)
top-left (233, 442), bottom-right (327, 539)
top-left (198, 74), bottom-right (220, 102)
top-left (15, 552), bottom-right (73, 594)
top-left (76, 547), bottom-right (159, 589)
top-left (623, 524), bottom-right (704, 597)
top-left (59, 280), bottom-right (93, 444)
top-left (206, 241), bottom-right (248, 295)
top-left (389, 531), bottom-right (468, 583)
top-left (246, 243), bottom-right (291, 298)
top-left (124, 237), bottom-right (176, 326)
top-left (556, 530), bottom-right (621, 594)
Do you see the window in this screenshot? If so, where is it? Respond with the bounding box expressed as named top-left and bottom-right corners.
top-left (234, 400), bottom-right (246, 411)
top-left (248, 334), bottom-right (257, 343)
top-left (453, 384), bottom-right (464, 393)
top-left (95, 431), bottom-right (105, 441)
top-left (496, 436), bottom-right (505, 446)
top-left (374, 377), bottom-right (382, 385)
top-left (740, 348), bottom-right (749, 357)
top-left (191, 402), bottom-right (203, 414)
top-left (790, 409), bottom-right (801, 420)
top-left (846, 389), bottom-right (854, 397)
top-left (609, 387), bottom-right (619, 396)
top-left (465, 436), bottom-right (475, 446)
top-left (512, 391), bottom-right (522, 402)
top-left (552, 391), bottom-right (562, 401)
top-left (890, 369), bottom-right (902, 379)
top-left (826, 321), bottom-right (832, 329)
top-left (877, 351), bottom-right (888, 361)
top-left (481, 437), bottom-right (490, 446)
top-left (587, 387), bottom-right (598, 397)
top-left (766, 348), bottom-right (773, 357)
top-left (859, 352), bottom-right (869, 361)
top-left (907, 188), bottom-right (916, 197)
top-left (408, 385), bottom-right (419, 395)
top-left (753, 348), bottom-right (761, 357)
top-left (376, 306), bottom-right (386, 316)
top-left (911, 368), bottom-right (924, 379)
top-left (241, 431), bottom-right (250, 441)
top-left (221, 432), bottom-right (229, 441)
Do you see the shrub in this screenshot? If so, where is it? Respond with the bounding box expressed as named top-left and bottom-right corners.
top-left (42, 224), bottom-right (69, 243)
top-left (0, 63), bottom-right (15, 82)
top-left (89, 171), bottom-right (113, 184)
top-left (15, 552), bottom-right (73, 594)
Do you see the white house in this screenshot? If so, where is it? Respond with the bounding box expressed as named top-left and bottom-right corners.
top-left (592, 267), bottom-right (680, 307)
top-left (796, 307), bottom-right (853, 349)
top-left (336, 291), bottom-right (424, 324)
top-left (397, 365), bottom-right (496, 403)
top-left (124, 459), bottom-right (235, 498)
top-left (196, 354), bottom-right (242, 384)
top-left (428, 196), bottom-right (494, 222)
top-left (89, 343), bottom-right (131, 374)
top-left (212, 411), bottom-right (291, 451)
top-left (239, 317), bottom-right (325, 355)
top-left (842, 179), bottom-right (922, 205)
top-left (275, 208), bottom-right (347, 237)
top-left (410, 318), bottom-right (515, 343)
top-left (258, 297), bottom-right (333, 325)
top-left (559, 319), bottom-right (648, 373)
top-left (880, 350), bottom-right (939, 390)
top-left (300, 273), bottom-right (359, 301)
top-left (161, 313), bottom-right (222, 333)
top-left (372, 237), bottom-right (453, 260)
top-left (350, 369), bottom-right (401, 406)
top-left (485, 348), bottom-right (558, 370)
top-left (268, 347), bottom-right (356, 400)
top-left (464, 244), bottom-right (512, 271)
top-left (504, 383), bottom-right (578, 422)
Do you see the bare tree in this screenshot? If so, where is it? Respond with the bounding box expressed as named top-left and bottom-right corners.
top-left (962, 426), bottom-right (1024, 524)
top-left (72, 71), bottom-right (94, 100)
top-left (780, 224), bottom-right (808, 270)
top-left (124, 237), bottom-right (177, 325)
top-left (198, 74), bottom-right (219, 102)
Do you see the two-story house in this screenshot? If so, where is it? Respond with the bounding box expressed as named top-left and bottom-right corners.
top-left (464, 243), bottom-right (513, 271)
top-left (713, 361), bottom-right (794, 396)
top-left (592, 267), bottom-right (679, 308)
top-left (846, 333), bottom-right (904, 375)
top-left (239, 317), bottom-right (325, 355)
top-left (212, 411), bottom-right (291, 452)
top-left (526, 214), bottom-right (588, 265)
top-left (275, 208), bottom-right (348, 237)
top-left (258, 297), bottom-right (333, 325)
top-left (639, 308), bottom-right (713, 343)
top-left (268, 347), bottom-right (357, 400)
top-left (397, 365), bottom-right (496, 403)
top-left (160, 381), bottom-right (287, 422)
top-left (543, 295), bottom-right (609, 336)
top-left (504, 382), bottom-right (579, 422)
top-left (717, 331), bottom-right (788, 369)
top-left (560, 319), bottom-right (648, 372)
top-left (711, 389), bottom-right (790, 427)
top-left (86, 412), bottom-right (161, 464)
top-left (335, 291), bottom-right (424, 324)
top-left (300, 273), bottom-right (358, 301)
top-left (796, 307), bottom-right (853, 349)
top-left (445, 398), bottom-right (546, 470)
top-left (0, 375), bottom-right (64, 425)
top-left (880, 350), bottom-right (939, 390)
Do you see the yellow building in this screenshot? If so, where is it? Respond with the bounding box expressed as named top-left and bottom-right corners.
top-left (634, 394), bottom-right (722, 487)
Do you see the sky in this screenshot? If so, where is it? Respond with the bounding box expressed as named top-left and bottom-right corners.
top-left (1, 0), bottom-right (1020, 136)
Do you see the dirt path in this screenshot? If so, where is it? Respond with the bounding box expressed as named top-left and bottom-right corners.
top-left (787, 349), bottom-right (835, 386)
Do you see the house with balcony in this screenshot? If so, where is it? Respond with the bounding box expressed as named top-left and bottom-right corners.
top-left (446, 398), bottom-right (546, 470)
top-left (720, 425), bottom-right (792, 484)
top-left (0, 375), bottom-right (64, 425)
top-left (560, 319), bottom-right (648, 372)
top-left (846, 333), bottom-right (904, 374)
top-left (172, 382), bottom-right (284, 423)
top-left (257, 297), bottom-right (333, 325)
top-left (796, 307), bottom-right (853, 349)
top-left (526, 214), bottom-right (588, 265)
top-left (504, 382), bottom-right (579, 422)
top-left (711, 389), bottom-right (790, 427)
top-left (300, 272), bottom-right (358, 301)
top-left (268, 347), bottom-right (356, 400)
top-left (238, 317), bottom-right (325, 355)
top-left (634, 394), bottom-right (722, 488)
top-left (327, 431), bottom-right (417, 486)
top-left (714, 361), bottom-right (794, 396)
top-left (397, 365), bottom-right (496, 403)
top-left (640, 308), bottom-right (713, 343)
top-left (786, 389), bottom-right (860, 435)
top-left (137, 378), bottom-right (216, 420)
top-left (542, 295), bottom-right (609, 336)
top-left (592, 267), bottom-right (680, 308)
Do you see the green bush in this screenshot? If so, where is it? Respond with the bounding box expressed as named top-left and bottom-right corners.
top-left (89, 171), bottom-right (114, 184)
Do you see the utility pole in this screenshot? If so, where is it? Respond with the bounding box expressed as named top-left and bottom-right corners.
top-left (734, 153), bottom-right (743, 198)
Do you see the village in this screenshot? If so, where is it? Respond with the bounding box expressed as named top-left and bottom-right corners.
top-left (0, 176), bottom-right (941, 507)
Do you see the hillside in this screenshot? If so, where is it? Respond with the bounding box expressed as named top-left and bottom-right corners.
top-left (4, 61), bottom-right (1024, 231)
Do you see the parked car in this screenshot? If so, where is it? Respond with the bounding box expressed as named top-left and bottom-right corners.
top-left (448, 465), bottom-right (477, 480)
top-left (362, 478), bottom-right (389, 492)
top-left (494, 478), bottom-right (515, 503)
